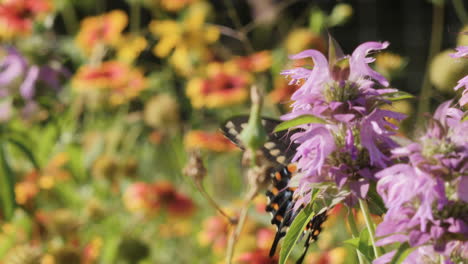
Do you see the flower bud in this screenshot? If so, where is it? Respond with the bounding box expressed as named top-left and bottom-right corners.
top-left (430, 50), bottom-right (468, 94)
top-left (328, 4), bottom-right (353, 27)
top-left (183, 151), bottom-right (207, 184)
top-left (117, 237), bottom-right (150, 263)
top-left (143, 94), bottom-right (180, 129)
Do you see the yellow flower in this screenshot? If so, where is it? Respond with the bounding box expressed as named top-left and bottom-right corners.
top-left (76, 10), bottom-right (128, 55)
top-left (73, 61), bottom-right (148, 105)
top-left (147, 0), bottom-right (198, 12)
top-left (375, 52), bottom-right (407, 80)
top-left (186, 62), bottom-right (251, 108)
top-left (149, 2), bottom-right (220, 75)
top-left (285, 28), bottom-right (325, 54)
top-left (116, 34), bottom-right (148, 64)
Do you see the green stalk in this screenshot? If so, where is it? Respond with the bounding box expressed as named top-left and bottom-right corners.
top-left (347, 210), bottom-right (368, 264)
top-left (61, 2), bottom-right (79, 34)
top-left (452, 0), bottom-right (468, 24)
top-left (130, 0), bottom-right (141, 33)
top-left (359, 199), bottom-right (382, 258)
top-left (415, 3), bottom-right (444, 130)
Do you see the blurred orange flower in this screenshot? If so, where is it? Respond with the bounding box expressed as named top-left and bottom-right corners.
top-left (269, 77), bottom-right (300, 104)
top-left (15, 171), bottom-right (40, 205)
top-left (123, 181), bottom-right (196, 218)
top-left (123, 182), bottom-right (159, 213)
top-left (149, 2), bottom-right (219, 75)
top-left (76, 10), bottom-right (128, 55)
top-left (231, 51), bottom-right (272, 73)
top-left (305, 247), bottom-right (348, 264)
top-left (187, 63), bottom-right (251, 108)
top-left (82, 237), bottom-right (103, 264)
top-left (0, 0), bottom-right (51, 39)
top-left (255, 228), bottom-right (276, 250)
top-left (73, 61), bottom-right (147, 105)
top-left (154, 181), bottom-right (196, 218)
top-left (198, 215), bottom-right (230, 253)
top-left (15, 153), bottom-right (70, 205)
top-left (184, 130), bottom-right (237, 152)
top-left (236, 249), bottom-right (277, 264)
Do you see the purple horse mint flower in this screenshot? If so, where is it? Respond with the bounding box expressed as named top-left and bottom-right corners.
top-left (374, 101), bottom-right (468, 264)
top-left (281, 40), bottom-right (406, 204)
top-left (0, 47), bottom-right (27, 89)
top-left (0, 46), bottom-right (68, 121)
top-left (451, 46), bottom-right (468, 106)
top-left (450, 46), bottom-right (468, 58)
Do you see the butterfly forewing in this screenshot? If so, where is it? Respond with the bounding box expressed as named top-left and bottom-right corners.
top-left (221, 116), bottom-right (299, 165)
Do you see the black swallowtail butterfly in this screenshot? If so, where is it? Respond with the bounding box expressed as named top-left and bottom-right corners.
top-left (221, 116), bottom-right (328, 264)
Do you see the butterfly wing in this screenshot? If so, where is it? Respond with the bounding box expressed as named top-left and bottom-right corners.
top-left (221, 116), bottom-right (299, 165)
top-left (221, 116), bottom-right (326, 263)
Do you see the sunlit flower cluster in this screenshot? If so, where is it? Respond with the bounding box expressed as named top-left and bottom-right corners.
top-left (149, 2), bottom-right (219, 75)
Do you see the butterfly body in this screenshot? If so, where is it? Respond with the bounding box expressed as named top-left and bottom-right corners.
top-left (221, 116), bottom-right (327, 264)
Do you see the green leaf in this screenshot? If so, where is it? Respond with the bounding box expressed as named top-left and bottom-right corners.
top-left (343, 237), bottom-right (360, 249)
top-left (383, 91), bottom-right (414, 102)
top-left (274, 115), bottom-right (326, 133)
top-left (390, 242), bottom-right (414, 264)
top-left (358, 228), bottom-right (374, 261)
top-left (462, 115), bottom-right (468, 122)
top-left (279, 204), bottom-right (317, 264)
top-left (0, 143), bottom-right (15, 220)
top-left (367, 186), bottom-right (387, 216)
top-left (7, 138), bottom-right (39, 169)
top-left (279, 189), bottom-right (321, 263)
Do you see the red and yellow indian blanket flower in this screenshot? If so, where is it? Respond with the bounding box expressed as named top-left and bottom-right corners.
top-left (184, 130), bottom-right (237, 152)
top-left (76, 10), bottom-right (128, 55)
top-left (73, 61), bottom-right (147, 105)
top-left (0, 0), bottom-right (52, 39)
top-left (186, 63), bottom-right (251, 108)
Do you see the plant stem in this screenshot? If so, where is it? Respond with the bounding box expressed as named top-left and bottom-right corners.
top-left (222, 0), bottom-right (254, 53)
top-left (347, 209), bottom-right (368, 264)
top-left (225, 186), bottom-right (258, 264)
top-left (130, 0), bottom-right (141, 33)
top-left (61, 2), bottom-right (79, 34)
top-left (415, 3), bottom-right (444, 129)
top-left (359, 199), bottom-right (381, 258)
top-left (452, 0), bottom-right (468, 24)
top-left (195, 182), bottom-right (236, 224)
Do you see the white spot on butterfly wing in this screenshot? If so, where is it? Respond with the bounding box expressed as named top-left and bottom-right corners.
top-left (225, 121), bottom-right (235, 129)
top-left (264, 142), bottom-right (276, 149)
top-left (270, 149), bottom-right (281, 156)
top-left (276, 156), bottom-right (286, 164)
top-left (228, 128), bottom-right (238, 136)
